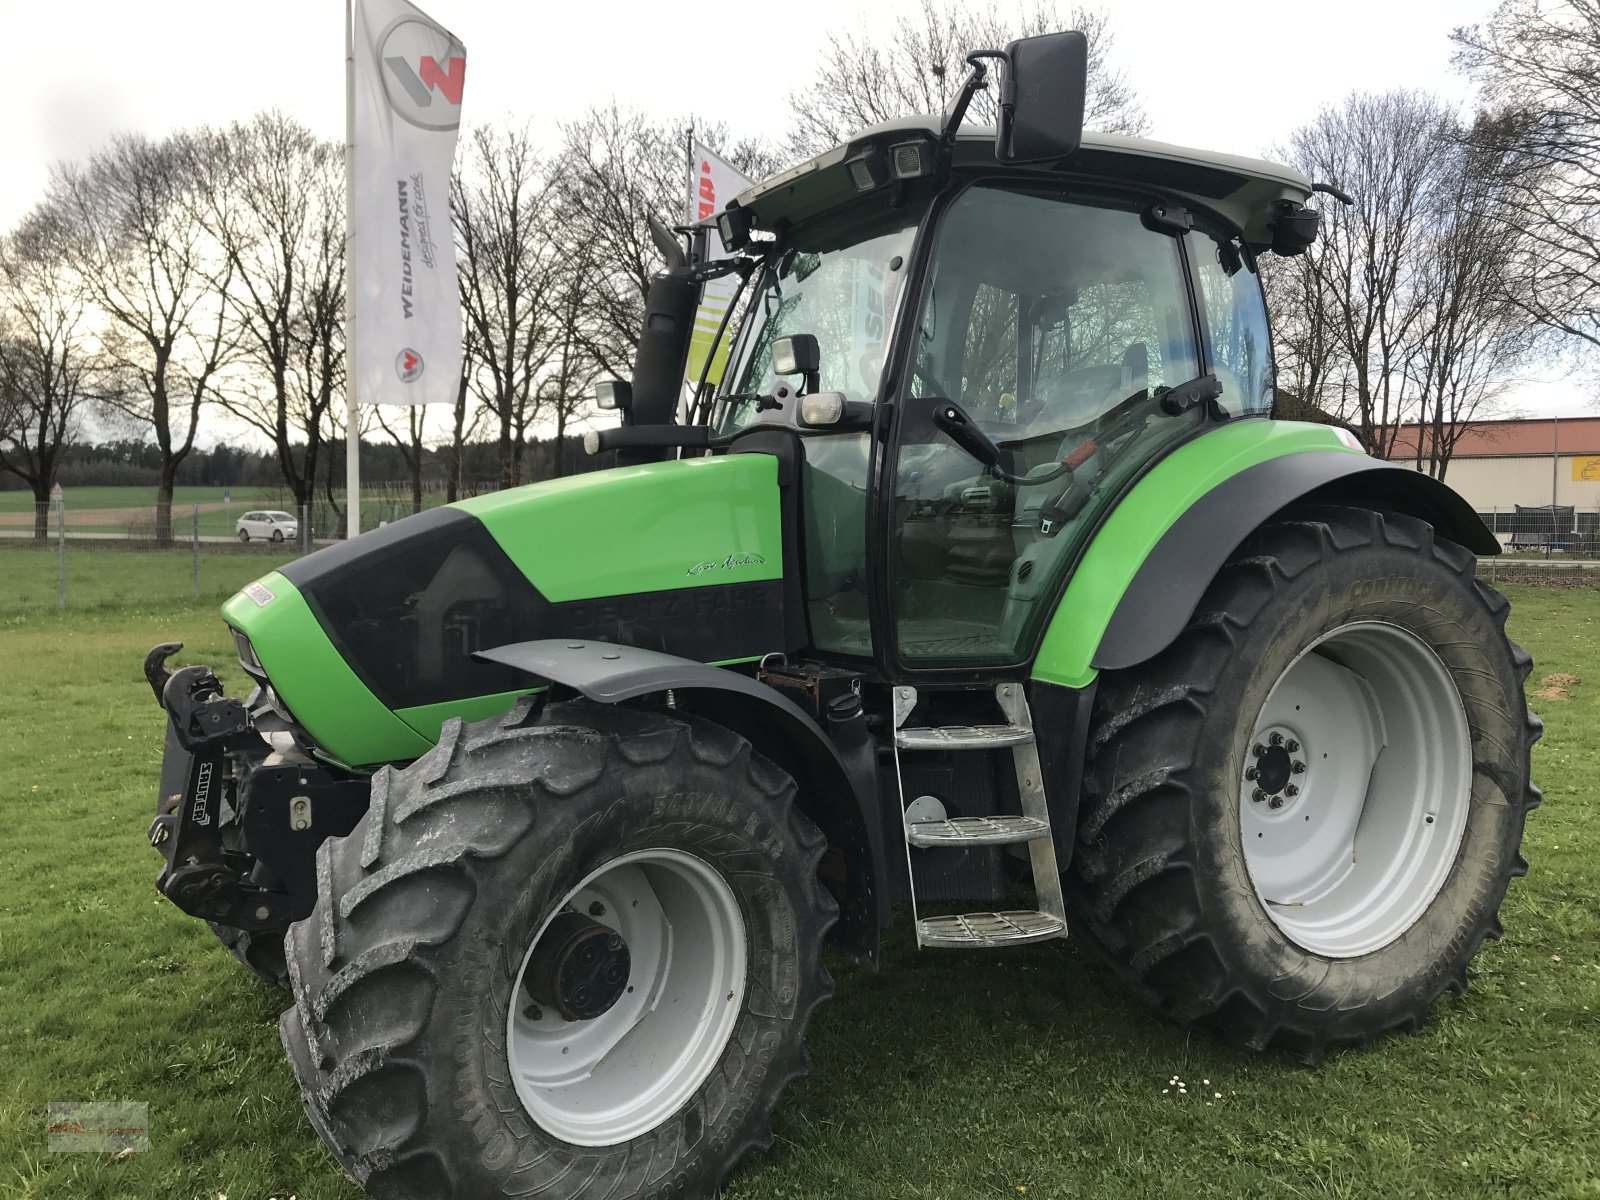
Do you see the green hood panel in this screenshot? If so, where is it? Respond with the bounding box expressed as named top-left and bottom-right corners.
top-left (1030, 421), bottom-right (1361, 690)
top-left (222, 573), bottom-right (434, 766)
top-left (454, 454), bottom-right (782, 602)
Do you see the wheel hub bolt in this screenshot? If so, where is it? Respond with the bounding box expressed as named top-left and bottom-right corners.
top-left (1245, 766), bottom-right (1258, 781)
top-left (1285, 738), bottom-right (1300, 753)
top-left (1252, 788), bottom-right (1267, 803)
top-left (1284, 784), bottom-right (1300, 798)
top-left (1267, 795), bottom-right (1285, 810)
top-left (588, 901), bottom-right (606, 918)
top-left (1252, 744), bottom-right (1266, 758)
top-left (1291, 760), bottom-right (1306, 774)
top-left (1269, 732), bottom-right (1284, 747)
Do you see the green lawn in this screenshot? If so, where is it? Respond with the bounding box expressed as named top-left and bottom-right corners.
top-left (0, 544), bottom-right (296, 616)
top-left (0, 486), bottom-right (282, 512)
top-left (0, 565), bottom-right (1596, 1199)
top-left (0, 487), bottom-right (441, 537)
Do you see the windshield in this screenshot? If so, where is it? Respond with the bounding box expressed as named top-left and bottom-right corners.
top-left (714, 202), bottom-right (920, 435)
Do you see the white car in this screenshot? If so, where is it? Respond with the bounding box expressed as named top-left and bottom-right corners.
top-left (236, 510), bottom-right (299, 543)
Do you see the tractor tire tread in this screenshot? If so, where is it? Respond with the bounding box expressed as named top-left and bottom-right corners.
top-left (1066, 505), bottom-right (1541, 1064)
top-left (283, 701), bottom-right (834, 1199)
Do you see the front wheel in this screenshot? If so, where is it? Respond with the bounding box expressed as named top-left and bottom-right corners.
top-left (281, 700), bottom-right (836, 1199)
top-left (270, 528), bottom-right (284, 543)
top-left (1067, 506), bottom-right (1541, 1061)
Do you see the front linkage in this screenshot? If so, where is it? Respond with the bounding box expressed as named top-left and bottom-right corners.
top-left (143, 643), bottom-right (368, 934)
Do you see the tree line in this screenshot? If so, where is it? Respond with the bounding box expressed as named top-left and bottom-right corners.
top-left (2, 0), bottom-right (1595, 542)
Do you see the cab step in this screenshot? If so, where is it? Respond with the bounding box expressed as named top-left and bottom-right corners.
top-left (905, 814), bottom-right (1051, 847)
top-left (895, 724), bottom-right (1033, 750)
top-left (916, 910), bottom-right (1066, 948)
top-left (891, 684), bottom-right (1068, 950)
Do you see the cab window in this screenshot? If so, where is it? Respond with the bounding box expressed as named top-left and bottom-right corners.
top-left (891, 182), bottom-right (1203, 667)
top-left (1191, 229), bottom-right (1274, 416)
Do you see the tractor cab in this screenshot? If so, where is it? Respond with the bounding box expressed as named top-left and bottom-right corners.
top-left (695, 113), bottom-right (1309, 677)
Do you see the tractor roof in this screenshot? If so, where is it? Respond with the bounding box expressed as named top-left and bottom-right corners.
top-left (733, 116), bottom-right (1313, 250)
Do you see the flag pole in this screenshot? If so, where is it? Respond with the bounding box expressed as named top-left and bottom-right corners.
top-left (344, 0), bottom-right (361, 539)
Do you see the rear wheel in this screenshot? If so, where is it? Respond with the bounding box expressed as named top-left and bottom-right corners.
top-left (281, 700), bottom-right (835, 1198)
top-left (1067, 506), bottom-right (1540, 1061)
top-left (237, 529), bottom-right (249, 543)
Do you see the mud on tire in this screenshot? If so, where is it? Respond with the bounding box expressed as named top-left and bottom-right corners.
top-left (280, 699), bottom-right (836, 1199)
top-left (1066, 506), bottom-right (1541, 1062)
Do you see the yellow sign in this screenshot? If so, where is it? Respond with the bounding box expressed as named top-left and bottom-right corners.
top-left (1573, 455), bottom-right (1600, 482)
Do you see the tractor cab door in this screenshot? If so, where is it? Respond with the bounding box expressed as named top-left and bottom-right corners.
top-left (883, 180), bottom-right (1271, 673)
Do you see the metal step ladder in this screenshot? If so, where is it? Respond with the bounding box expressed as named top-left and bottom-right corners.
top-left (892, 683), bottom-right (1068, 949)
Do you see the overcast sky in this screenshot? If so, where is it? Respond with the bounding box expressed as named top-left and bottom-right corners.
top-left (7, 0), bottom-right (1591, 418)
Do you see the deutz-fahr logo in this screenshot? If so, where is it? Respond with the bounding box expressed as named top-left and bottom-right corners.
top-left (376, 16), bottom-right (466, 132)
top-left (687, 552), bottom-right (766, 577)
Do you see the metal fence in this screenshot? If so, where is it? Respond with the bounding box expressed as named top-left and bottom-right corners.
top-left (1480, 505), bottom-right (1600, 559)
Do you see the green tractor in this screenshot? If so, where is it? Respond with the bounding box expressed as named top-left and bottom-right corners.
top-left (144, 32), bottom-right (1539, 1200)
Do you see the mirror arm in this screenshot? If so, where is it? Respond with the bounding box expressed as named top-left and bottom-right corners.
top-left (939, 49), bottom-right (1009, 149)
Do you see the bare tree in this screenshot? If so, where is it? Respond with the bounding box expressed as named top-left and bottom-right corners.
top-left (452, 122), bottom-right (564, 488)
top-left (540, 246), bottom-right (604, 478)
top-left (1405, 124), bottom-right (1537, 479)
top-left (1453, 0), bottom-right (1600, 352)
top-left (51, 133), bottom-right (237, 543)
top-left (1278, 92), bottom-right (1456, 456)
top-left (557, 107), bottom-right (774, 382)
top-left (785, 0), bottom-right (1146, 159)
top-left (444, 323), bottom-right (487, 501)
top-left (373, 403), bottom-right (429, 515)
top-left (191, 113), bottom-right (345, 507)
top-left (0, 205), bottom-right (99, 538)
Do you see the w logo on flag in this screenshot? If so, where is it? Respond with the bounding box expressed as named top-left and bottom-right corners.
top-left (374, 13), bottom-right (466, 131)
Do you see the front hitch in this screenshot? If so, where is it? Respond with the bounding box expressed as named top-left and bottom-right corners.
top-left (144, 644), bottom-right (292, 931)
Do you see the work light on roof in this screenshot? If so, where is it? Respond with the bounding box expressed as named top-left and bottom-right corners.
top-left (889, 140), bottom-right (932, 180)
top-left (845, 146), bottom-right (888, 192)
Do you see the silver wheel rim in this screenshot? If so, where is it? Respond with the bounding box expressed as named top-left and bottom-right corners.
top-left (506, 849), bottom-right (747, 1147)
top-left (1239, 621), bottom-right (1472, 958)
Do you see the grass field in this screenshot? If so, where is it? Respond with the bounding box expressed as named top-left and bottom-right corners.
top-left (0, 487), bottom-right (440, 537)
top-left (0, 543), bottom-right (296, 615)
top-left (0, 558), bottom-right (1596, 1199)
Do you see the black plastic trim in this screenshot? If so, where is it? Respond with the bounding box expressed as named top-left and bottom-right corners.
top-left (1092, 452), bottom-right (1500, 672)
top-left (1027, 678), bottom-right (1096, 871)
top-left (277, 505), bottom-right (476, 591)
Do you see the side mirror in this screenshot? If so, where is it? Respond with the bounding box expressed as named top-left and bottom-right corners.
top-left (1269, 202), bottom-right (1321, 257)
top-left (997, 31), bottom-right (1087, 164)
top-left (771, 333), bottom-right (821, 392)
top-left (595, 380), bottom-right (632, 411)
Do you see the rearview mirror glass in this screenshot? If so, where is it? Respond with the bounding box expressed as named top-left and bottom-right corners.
top-left (998, 31), bottom-right (1087, 164)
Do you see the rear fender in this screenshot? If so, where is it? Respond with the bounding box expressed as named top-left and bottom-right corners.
top-left (476, 639), bottom-right (889, 963)
top-left (1032, 439), bottom-right (1496, 690)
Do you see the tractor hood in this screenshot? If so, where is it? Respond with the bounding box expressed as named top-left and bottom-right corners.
top-left (220, 454), bottom-right (785, 766)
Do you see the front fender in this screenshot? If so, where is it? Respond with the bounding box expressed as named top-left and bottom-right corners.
top-left (476, 639), bottom-right (888, 963)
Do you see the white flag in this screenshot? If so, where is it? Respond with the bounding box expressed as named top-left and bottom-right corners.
top-left (352, 0), bottom-right (465, 405)
top-left (685, 140), bottom-right (755, 389)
